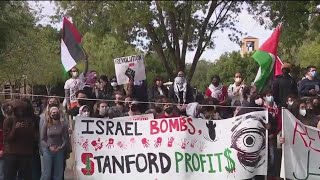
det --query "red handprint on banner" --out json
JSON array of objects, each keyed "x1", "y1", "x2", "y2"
[
  {"x1": 180, "y1": 138, "x2": 189, "y2": 149},
  {"x1": 91, "y1": 138, "x2": 103, "y2": 151},
  {"x1": 130, "y1": 138, "x2": 136, "y2": 147},
  {"x1": 190, "y1": 139, "x2": 197, "y2": 148},
  {"x1": 81, "y1": 139, "x2": 89, "y2": 151},
  {"x1": 167, "y1": 137, "x2": 175, "y2": 147},
  {"x1": 154, "y1": 137, "x2": 162, "y2": 148},
  {"x1": 117, "y1": 141, "x2": 127, "y2": 150},
  {"x1": 106, "y1": 138, "x2": 114, "y2": 149},
  {"x1": 141, "y1": 138, "x2": 150, "y2": 148}
]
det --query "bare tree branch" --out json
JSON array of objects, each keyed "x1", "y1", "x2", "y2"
[
  {"x1": 188, "y1": 0, "x2": 219, "y2": 81},
  {"x1": 155, "y1": 1, "x2": 179, "y2": 68},
  {"x1": 167, "y1": 9, "x2": 181, "y2": 67},
  {"x1": 146, "y1": 23, "x2": 174, "y2": 78},
  {"x1": 181, "y1": 1, "x2": 192, "y2": 66}
]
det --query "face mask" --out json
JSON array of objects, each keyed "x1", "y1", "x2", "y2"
[
  {"x1": 288, "y1": 101, "x2": 293, "y2": 106},
  {"x1": 299, "y1": 109, "x2": 307, "y2": 117},
  {"x1": 164, "y1": 107, "x2": 173, "y2": 114},
  {"x1": 266, "y1": 96, "x2": 274, "y2": 103},
  {"x1": 99, "y1": 108, "x2": 108, "y2": 116},
  {"x1": 311, "y1": 71, "x2": 317, "y2": 78},
  {"x1": 212, "y1": 81, "x2": 219, "y2": 86},
  {"x1": 255, "y1": 98, "x2": 263, "y2": 106},
  {"x1": 51, "y1": 114, "x2": 60, "y2": 120},
  {"x1": 83, "y1": 112, "x2": 90, "y2": 117},
  {"x1": 72, "y1": 72, "x2": 79, "y2": 78},
  {"x1": 111, "y1": 82, "x2": 118, "y2": 87},
  {"x1": 14, "y1": 111, "x2": 24, "y2": 118},
  {"x1": 235, "y1": 78, "x2": 242, "y2": 83}
]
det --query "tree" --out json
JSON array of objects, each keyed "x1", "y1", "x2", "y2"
[
  {"x1": 55, "y1": 1, "x2": 246, "y2": 81},
  {"x1": 248, "y1": 1, "x2": 320, "y2": 63},
  {"x1": 0, "y1": 2, "x2": 35, "y2": 59}
]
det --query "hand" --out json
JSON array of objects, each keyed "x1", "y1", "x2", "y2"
[
  {"x1": 279, "y1": 137, "x2": 285, "y2": 144},
  {"x1": 49, "y1": 146, "x2": 57, "y2": 152},
  {"x1": 310, "y1": 89, "x2": 316, "y2": 94},
  {"x1": 15, "y1": 122, "x2": 22, "y2": 129},
  {"x1": 0, "y1": 150, "x2": 4, "y2": 158},
  {"x1": 68, "y1": 128, "x2": 73, "y2": 134},
  {"x1": 266, "y1": 123, "x2": 271, "y2": 130}
]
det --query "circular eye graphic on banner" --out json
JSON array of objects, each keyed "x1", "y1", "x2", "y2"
[{"x1": 230, "y1": 114, "x2": 266, "y2": 173}]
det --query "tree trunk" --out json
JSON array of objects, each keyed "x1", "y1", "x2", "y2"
[{"x1": 46, "y1": 85, "x2": 52, "y2": 96}]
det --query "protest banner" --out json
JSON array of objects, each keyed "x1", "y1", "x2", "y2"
[
  {"x1": 74, "y1": 111, "x2": 268, "y2": 180},
  {"x1": 281, "y1": 109, "x2": 320, "y2": 180},
  {"x1": 114, "y1": 54, "x2": 146, "y2": 85}
]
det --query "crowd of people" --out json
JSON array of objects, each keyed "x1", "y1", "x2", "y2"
[{"x1": 0, "y1": 62, "x2": 319, "y2": 180}]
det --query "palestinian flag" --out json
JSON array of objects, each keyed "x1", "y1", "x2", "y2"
[
  {"x1": 253, "y1": 25, "x2": 281, "y2": 92},
  {"x1": 61, "y1": 17, "x2": 85, "y2": 75}
]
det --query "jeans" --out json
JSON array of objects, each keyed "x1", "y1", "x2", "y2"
[
  {"x1": 40, "y1": 149, "x2": 64, "y2": 180},
  {"x1": 4, "y1": 154, "x2": 32, "y2": 180}
]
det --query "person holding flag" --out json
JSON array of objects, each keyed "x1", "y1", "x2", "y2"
[{"x1": 61, "y1": 17, "x2": 89, "y2": 110}]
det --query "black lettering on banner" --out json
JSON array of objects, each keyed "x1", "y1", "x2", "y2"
[
  {"x1": 125, "y1": 122, "x2": 134, "y2": 136},
  {"x1": 148, "y1": 153, "x2": 159, "y2": 173},
  {"x1": 103, "y1": 156, "x2": 112, "y2": 173},
  {"x1": 125, "y1": 155, "x2": 135, "y2": 173},
  {"x1": 112, "y1": 156, "x2": 125, "y2": 173},
  {"x1": 115, "y1": 122, "x2": 125, "y2": 135},
  {"x1": 136, "y1": 154, "x2": 148, "y2": 172},
  {"x1": 106, "y1": 121, "x2": 114, "y2": 135},
  {"x1": 96, "y1": 120, "x2": 104, "y2": 135},
  {"x1": 81, "y1": 120, "x2": 94, "y2": 134},
  {"x1": 94, "y1": 156, "x2": 104, "y2": 173},
  {"x1": 135, "y1": 122, "x2": 142, "y2": 136},
  {"x1": 159, "y1": 153, "x2": 171, "y2": 173}
]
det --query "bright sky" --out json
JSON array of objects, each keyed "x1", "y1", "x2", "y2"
[{"x1": 28, "y1": 1, "x2": 272, "y2": 63}]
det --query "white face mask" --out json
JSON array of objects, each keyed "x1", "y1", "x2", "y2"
[
  {"x1": 299, "y1": 109, "x2": 307, "y2": 116},
  {"x1": 288, "y1": 101, "x2": 293, "y2": 106},
  {"x1": 111, "y1": 82, "x2": 118, "y2": 87},
  {"x1": 255, "y1": 98, "x2": 263, "y2": 106},
  {"x1": 72, "y1": 72, "x2": 79, "y2": 77},
  {"x1": 82, "y1": 112, "x2": 90, "y2": 117},
  {"x1": 235, "y1": 77, "x2": 242, "y2": 83},
  {"x1": 266, "y1": 96, "x2": 274, "y2": 103}
]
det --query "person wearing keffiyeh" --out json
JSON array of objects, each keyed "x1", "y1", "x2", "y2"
[
  {"x1": 205, "y1": 75, "x2": 228, "y2": 105},
  {"x1": 169, "y1": 71, "x2": 194, "y2": 105}
]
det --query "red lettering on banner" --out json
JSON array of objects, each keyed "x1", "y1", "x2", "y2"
[
  {"x1": 150, "y1": 118, "x2": 196, "y2": 135},
  {"x1": 150, "y1": 120, "x2": 159, "y2": 134},
  {"x1": 306, "y1": 126, "x2": 320, "y2": 152},
  {"x1": 292, "y1": 122, "x2": 308, "y2": 147},
  {"x1": 81, "y1": 153, "x2": 94, "y2": 175}
]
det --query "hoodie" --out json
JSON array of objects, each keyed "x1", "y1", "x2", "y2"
[{"x1": 3, "y1": 100, "x2": 35, "y2": 155}]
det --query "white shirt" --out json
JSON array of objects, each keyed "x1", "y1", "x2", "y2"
[
  {"x1": 64, "y1": 73, "x2": 85, "y2": 103},
  {"x1": 158, "y1": 87, "x2": 164, "y2": 96},
  {"x1": 227, "y1": 83, "x2": 245, "y2": 105}
]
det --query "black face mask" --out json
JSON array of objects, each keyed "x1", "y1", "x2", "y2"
[
  {"x1": 14, "y1": 111, "x2": 24, "y2": 118},
  {"x1": 164, "y1": 107, "x2": 173, "y2": 114},
  {"x1": 51, "y1": 114, "x2": 60, "y2": 120},
  {"x1": 307, "y1": 109, "x2": 313, "y2": 116}
]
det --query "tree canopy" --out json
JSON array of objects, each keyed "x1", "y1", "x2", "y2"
[{"x1": 55, "y1": 1, "x2": 246, "y2": 80}]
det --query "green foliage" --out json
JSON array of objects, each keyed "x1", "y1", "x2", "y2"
[{"x1": 297, "y1": 35, "x2": 320, "y2": 69}]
